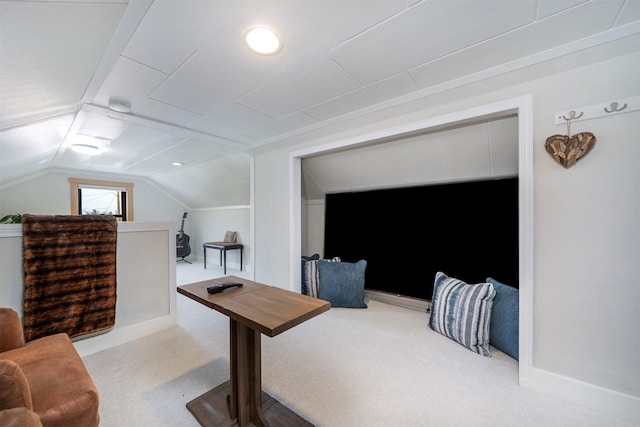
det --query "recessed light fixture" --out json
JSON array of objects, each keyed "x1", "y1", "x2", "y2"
[
  {"x1": 172, "y1": 162, "x2": 184, "y2": 166},
  {"x1": 71, "y1": 144, "x2": 101, "y2": 155},
  {"x1": 108, "y1": 98, "x2": 132, "y2": 113},
  {"x1": 245, "y1": 26, "x2": 282, "y2": 55},
  {"x1": 70, "y1": 134, "x2": 105, "y2": 155}
]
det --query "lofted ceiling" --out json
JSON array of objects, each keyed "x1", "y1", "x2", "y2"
[{"x1": 1, "y1": 0, "x2": 639, "y2": 208}]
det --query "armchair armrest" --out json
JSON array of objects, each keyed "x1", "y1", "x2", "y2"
[
  {"x1": 0, "y1": 407, "x2": 43, "y2": 427},
  {"x1": 0, "y1": 308, "x2": 25, "y2": 352}
]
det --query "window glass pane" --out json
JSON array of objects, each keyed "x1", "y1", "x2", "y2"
[{"x1": 80, "y1": 188, "x2": 123, "y2": 216}]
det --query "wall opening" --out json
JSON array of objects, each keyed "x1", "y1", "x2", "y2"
[{"x1": 289, "y1": 95, "x2": 534, "y2": 383}]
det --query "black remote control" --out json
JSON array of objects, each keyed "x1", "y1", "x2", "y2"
[{"x1": 207, "y1": 282, "x2": 243, "y2": 294}]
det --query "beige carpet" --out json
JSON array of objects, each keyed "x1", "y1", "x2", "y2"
[{"x1": 82, "y1": 261, "x2": 635, "y2": 427}]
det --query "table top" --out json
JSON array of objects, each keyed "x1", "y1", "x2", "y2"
[{"x1": 177, "y1": 276, "x2": 330, "y2": 337}]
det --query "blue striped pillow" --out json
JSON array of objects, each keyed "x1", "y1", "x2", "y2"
[{"x1": 429, "y1": 272, "x2": 496, "y2": 357}]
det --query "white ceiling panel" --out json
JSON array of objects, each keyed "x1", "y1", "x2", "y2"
[
  {"x1": 126, "y1": 138, "x2": 233, "y2": 175},
  {"x1": 150, "y1": 49, "x2": 266, "y2": 115},
  {"x1": 409, "y1": 0, "x2": 623, "y2": 88},
  {"x1": 132, "y1": 98, "x2": 203, "y2": 127},
  {"x1": 121, "y1": 0, "x2": 215, "y2": 74},
  {"x1": 93, "y1": 57, "x2": 168, "y2": 108},
  {"x1": 242, "y1": 112, "x2": 317, "y2": 142},
  {"x1": 0, "y1": 1, "x2": 126, "y2": 128},
  {"x1": 304, "y1": 73, "x2": 419, "y2": 121},
  {"x1": 328, "y1": 0, "x2": 537, "y2": 86},
  {"x1": 190, "y1": 104, "x2": 272, "y2": 141},
  {"x1": 237, "y1": 60, "x2": 359, "y2": 118}
]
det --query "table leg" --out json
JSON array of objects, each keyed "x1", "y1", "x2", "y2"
[
  {"x1": 203, "y1": 246, "x2": 207, "y2": 269},
  {"x1": 240, "y1": 248, "x2": 243, "y2": 271},
  {"x1": 223, "y1": 250, "x2": 227, "y2": 275},
  {"x1": 229, "y1": 319, "x2": 268, "y2": 427}
]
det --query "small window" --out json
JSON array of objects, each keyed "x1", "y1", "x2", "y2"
[{"x1": 69, "y1": 178, "x2": 133, "y2": 221}]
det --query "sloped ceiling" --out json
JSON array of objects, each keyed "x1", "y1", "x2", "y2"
[{"x1": 1, "y1": 0, "x2": 639, "y2": 208}]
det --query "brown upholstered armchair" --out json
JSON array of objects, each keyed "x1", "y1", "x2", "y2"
[{"x1": 0, "y1": 308, "x2": 99, "y2": 427}]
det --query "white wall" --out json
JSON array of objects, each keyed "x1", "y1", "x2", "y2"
[
  {"x1": 189, "y1": 207, "x2": 251, "y2": 270},
  {"x1": 0, "y1": 222, "x2": 177, "y2": 357},
  {"x1": 0, "y1": 170, "x2": 187, "y2": 230},
  {"x1": 302, "y1": 199, "x2": 325, "y2": 257},
  {"x1": 252, "y1": 52, "x2": 640, "y2": 423}
]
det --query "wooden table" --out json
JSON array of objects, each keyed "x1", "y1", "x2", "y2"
[
  {"x1": 203, "y1": 242, "x2": 243, "y2": 274},
  {"x1": 177, "y1": 276, "x2": 330, "y2": 427}
]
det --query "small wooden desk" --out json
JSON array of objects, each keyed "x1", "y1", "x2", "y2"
[
  {"x1": 203, "y1": 242, "x2": 243, "y2": 274},
  {"x1": 177, "y1": 276, "x2": 330, "y2": 427}
]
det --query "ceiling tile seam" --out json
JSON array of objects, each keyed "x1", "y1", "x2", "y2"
[
  {"x1": 414, "y1": 0, "x2": 629, "y2": 74},
  {"x1": 234, "y1": 89, "x2": 281, "y2": 121},
  {"x1": 120, "y1": 54, "x2": 170, "y2": 76},
  {"x1": 146, "y1": 95, "x2": 204, "y2": 117},
  {"x1": 191, "y1": 101, "x2": 274, "y2": 128},
  {"x1": 327, "y1": 57, "x2": 366, "y2": 87},
  {"x1": 111, "y1": 56, "x2": 178, "y2": 115},
  {"x1": 237, "y1": 110, "x2": 319, "y2": 140},
  {"x1": 148, "y1": 48, "x2": 200, "y2": 102},
  {"x1": 122, "y1": 137, "x2": 192, "y2": 170},
  {"x1": 534, "y1": 0, "x2": 542, "y2": 20},
  {"x1": 614, "y1": 0, "x2": 633, "y2": 26},
  {"x1": 80, "y1": 0, "x2": 153, "y2": 104},
  {"x1": 325, "y1": 3, "x2": 412, "y2": 57},
  {"x1": 249, "y1": 22, "x2": 639, "y2": 150},
  {"x1": 300, "y1": 71, "x2": 418, "y2": 121},
  {"x1": 403, "y1": 11, "x2": 582, "y2": 76}
]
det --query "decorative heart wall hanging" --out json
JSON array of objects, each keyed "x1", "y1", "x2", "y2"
[
  {"x1": 545, "y1": 113, "x2": 596, "y2": 169},
  {"x1": 545, "y1": 132, "x2": 596, "y2": 169}
]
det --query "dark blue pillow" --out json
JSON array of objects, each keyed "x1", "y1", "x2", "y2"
[
  {"x1": 301, "y1": 254, "x2": 320, "y2": 295},
  {"x1": 318, "y1": 260, "x2": 367, "y2": 308},
  {"x1": 486, "y1": 277, "x2": 519, "y2": 360}
]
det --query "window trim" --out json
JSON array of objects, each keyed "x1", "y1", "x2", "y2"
[{"x1": 69, "y1": 178, "x2": 134, "y2": 221}]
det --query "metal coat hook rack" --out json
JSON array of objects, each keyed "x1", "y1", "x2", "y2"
[
  {"x1": 554, "y1": 95, "x2": 639, "y2": 125},
  {"x1": 604, "y1": 102, "x2": 627, "y2": 113}
]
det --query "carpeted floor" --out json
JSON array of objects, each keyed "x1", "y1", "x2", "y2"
[{"x1": 82, "y1": 261, "x2": 636, "y2": 427}]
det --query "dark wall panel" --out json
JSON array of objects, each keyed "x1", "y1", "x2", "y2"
[{"x1": 323, "y1": 178, "x2": 519, "y2": 300}]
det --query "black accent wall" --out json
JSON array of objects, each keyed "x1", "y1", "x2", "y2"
[{"x1": 323, "y1": 177, "x2": 519, "y2": 300}]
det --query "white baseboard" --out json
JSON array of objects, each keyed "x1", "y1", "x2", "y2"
[
  {"x1": 73, "y1": 314, "x2": 176, "y2": 358},
  {"x1": 366, "y1": 289, "x2": 430, "y2": 312},
  {"x1": 521, "y1": 367, "x2": 640, "y2": 425}
]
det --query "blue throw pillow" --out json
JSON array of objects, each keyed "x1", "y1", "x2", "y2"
[
  {"x1": 429, "y1": 272, "x2": 495, "y2": 357},
  {"x1": 317, "y1": 260, "x2": 367, "y2": 308},
  {"x1": 301, "y1": 254, "x2": 320, "y2": 295},
  {"x1": 486, "y1": 277, "x2": 519, "y2": 360}
]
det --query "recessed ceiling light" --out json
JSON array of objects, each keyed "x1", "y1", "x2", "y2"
[
  {"x1": 70, "y1": 134, "x2": 106, "y2": 155},
  {"x1": 108, "y1": 98, "x2": 132, "y2": 113},
  {"x1": 71, "y1": 144, "x2": 101, "y2": 155},
  {"x1": 245, "y1": 26, "x2": 282, "y2": 55},
  {"x1": 172, "y1": 162, "x2": 184, "y2": 166}
]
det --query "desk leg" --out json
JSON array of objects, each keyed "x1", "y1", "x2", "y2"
[
  {"x1": 223, "y1": 250, "x2": 227, "y2": 275},
  {"x1": 203, "y1": 246, "x2": 207, "y2": 269},
  {"x1": 240, "y1": 248, "x2": 243, "y2": 271},
  {"x1": 230, "y1": 319, "x2": 268, "y2": 427}
]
